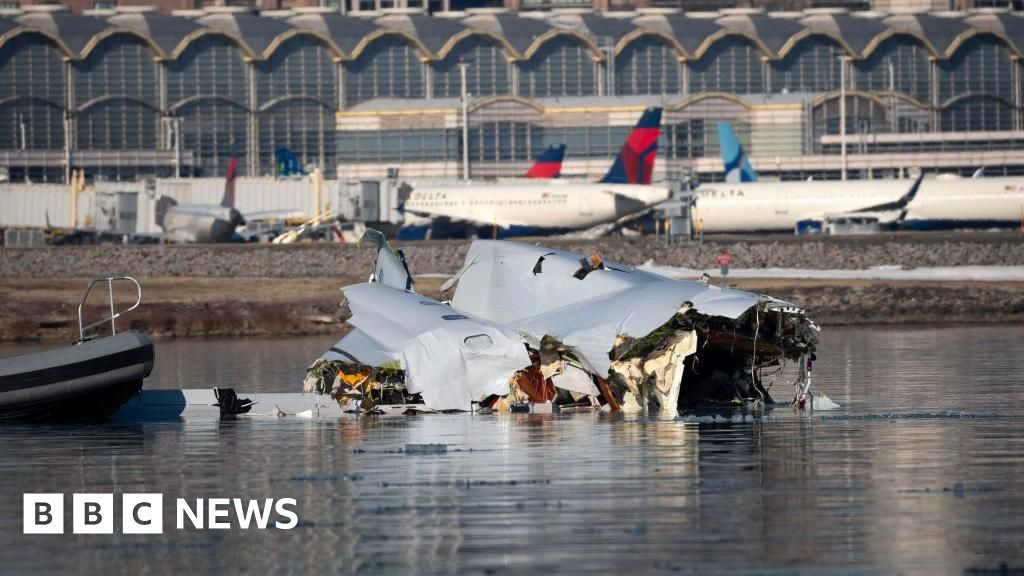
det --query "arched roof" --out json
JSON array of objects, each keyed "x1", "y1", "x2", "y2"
[
  {"x1": 880, "y1": 13, "x2": 971, "y2": 56},
  {"x1": 718, "y1": 13, "x2": 807, "y2": 55},
  {"x1": 196, "y1": 11, "x2": 294, "y2": 56},
  {"x1": 375, "y1": 13, "x2": 467, "y2": 55},
  {"x1": 811, "y1": 89, "x2": 930, "y2": 110},
  {"x1": 463, "y1": 12, "x2": 552, "y2": 55},
  {"x1": 630, "y1": 14, "x2": 719, "y2": 57},
  {"x1": 799, "y1": 12, "x2": 887, "y2": 56},
  {"x1": 1, "y1": 9, "x2": 1024, "y2": 63},
  {"x1": 286, "y1": 13, "x2": 380, "y2": 56},
  {"x1": 106, "y1": 12, "x2": 202, "y2": 57}
]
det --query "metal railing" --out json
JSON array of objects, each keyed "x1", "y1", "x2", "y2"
[{"x1": 78, "y1": 276, "x2": 143, "y2": 341}]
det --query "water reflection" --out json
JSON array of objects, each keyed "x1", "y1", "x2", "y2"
[{"x1": 0, "y1": 326, "x2": 1022, "y2": 573}]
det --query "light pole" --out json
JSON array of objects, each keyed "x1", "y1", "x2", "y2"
[
  {"x1": 459, "y1": 62, "x2": 470, "y2": 182},
  {"x1": 839, "y1": 56, "x2": 851, "y2": 181}
]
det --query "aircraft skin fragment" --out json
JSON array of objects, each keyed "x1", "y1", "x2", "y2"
[{"x1": 314, "y1": 230, "x2": 819, "y2": 413}]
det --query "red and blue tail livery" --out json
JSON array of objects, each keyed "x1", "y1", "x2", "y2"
[
  {"x1": 524, "y1": 144, "x2": 566, "y2": 179},
  {"x1": 598, "y1": 107, "x2": 662, "y2": 185}
]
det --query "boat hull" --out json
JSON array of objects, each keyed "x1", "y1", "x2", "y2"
[{"x1": 0, "y1": 331, "x2": 154, "y2": 421}]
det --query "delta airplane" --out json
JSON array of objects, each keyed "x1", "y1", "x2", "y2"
[
  {"x1": 692, "y1": 123, "x2": 1024, "y2": 233},
  {"x1": 400, "y1": 108, "x2": 669, "y2": 239}
]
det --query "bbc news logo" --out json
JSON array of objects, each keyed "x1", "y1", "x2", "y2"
[{"x1": 23, "y1": 494, "x2": 298, "y2": 534}]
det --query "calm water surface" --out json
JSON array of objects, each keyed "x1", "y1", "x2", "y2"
[{"x1": 1, "y1": 326, "x2": 1023, "y2": 575}]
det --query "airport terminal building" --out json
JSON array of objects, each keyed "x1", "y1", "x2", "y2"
[{"x1": 3, "y1": 4, "x2": 1024, "y2": 184}]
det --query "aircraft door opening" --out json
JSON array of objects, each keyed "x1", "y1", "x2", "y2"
[
  {"x1": 775, "y1": 188, "x2": 789, "y2": 214},
  {"x1": 578, "y1": 191, "x2": 593, "y2": 216}
]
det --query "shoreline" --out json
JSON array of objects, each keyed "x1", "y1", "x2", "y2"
[{"x1": 1, "y1": 275, "x2": 1021, "y2": 342}]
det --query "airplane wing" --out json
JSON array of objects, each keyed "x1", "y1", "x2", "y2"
[
  {"x1": 243, "y1": 209, "x2": 305, "y2": 221},
  {"x1": 401, "y1": 210, "x2": 532, "y2": 230},
  {"x1": 817, "y1": 172, "x2": 925, "y2": 225}
]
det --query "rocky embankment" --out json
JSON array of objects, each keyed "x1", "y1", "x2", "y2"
[
  {"x1": 2, "y1": 233, "x2": 1023, "y2": 279},
  {"x1": 1, "y1": 233, "x2": 1022, "y2": 341}
]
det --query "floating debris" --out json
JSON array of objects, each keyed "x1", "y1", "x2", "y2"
[
  {"x1": 309, "y1": 230, "x2": 823, "y2": 416},
  {"x1": 403, "y1": 444, "x2": 448, "y2": 456}
]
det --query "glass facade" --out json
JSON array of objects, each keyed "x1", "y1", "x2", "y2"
[
  {"x1": 255, "y1": 36, "x2": 336, "y2": 177},
  {"x1": 338, "y1": 128, "x2": 457, "y2": 163},
  {"x1": 343, "y1": 35, "x2": 425, "y2": 106},
  {"x1": 166, "y1": 34, "x2": 250, "y2": 176},
  {"x1": 519, "y1": 36, "x2": 598, "y2": 98},
  {"x1": 854, "y1": 35, "x2": 932, "y2": 101},
  {"x1": 937, "y1": 35, "x2": 1014, "y2": 104},
  {"x1": 73, "y1": 34, "x2": 160, "y2": 154},
  {"x1": 432, "y1": 36, "x2": 511, "y2": 99},
  {"x1": 615, "y1": 36, "x2": 681, "y2": 96},
  {"x1": 770, "y1": 35, "x2": 844, "y2": 94},
  {"x1": 687, "y1": 36, "x2": 766, "y2": 95}
]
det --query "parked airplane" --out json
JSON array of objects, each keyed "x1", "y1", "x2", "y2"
[
  {"x1": 693, "y1": 124, "x2": 1024, "y2": 233},
  {"x1": 156, "y1": 158, "x2": 245, "y2": 243},
  {"x1": 400, "y1": 108, "x2": 669, "y2": 239}
]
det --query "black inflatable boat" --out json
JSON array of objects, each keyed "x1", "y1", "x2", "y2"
[{"x1": 0, "y1": 277, "x2": 154, "y2": 421}]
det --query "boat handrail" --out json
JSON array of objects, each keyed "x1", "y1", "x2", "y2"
[{"x1": 78, "y1": 276, "x2": 143, "y2": 341}]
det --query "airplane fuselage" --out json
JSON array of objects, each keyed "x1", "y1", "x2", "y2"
[
  {"x1": 403, "y1": 180, "x2": 671, "y2": 234},
  {"x1": 162, "y1": 204, "x2": 241, "y2": 243},
  {"x1": 693, "y1": 177, "x2": 1024, "y2": 233}
]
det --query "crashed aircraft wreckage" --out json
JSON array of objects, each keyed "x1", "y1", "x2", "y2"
[{"x1": 306, "y1": 230, "x2": 820, "y2": 416}]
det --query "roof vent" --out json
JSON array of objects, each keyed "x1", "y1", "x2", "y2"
[
  {"x1": 434, "y1": 10, "x2": 468, "y2": 18},
  {"x1": 261, "y1": 9, "x2": 294, "y2": 18},
  {"x1": 291, "y1": 6, "x2": 338, "y2": 14},
  {"x1": 379, "y1": 6, "x2": 425, "y2": 14},
  {"x1": 803, "y1": 7, "x2": 848, "y2": 15},
  {"x1": 720, "y1": 7, "x2": 765, "y2": 16},
  {"x1": 851, "y1": 10, "x2": 886, "y2": 19},
  {"x1": 171, "y1": 9, "x2": 206, "y2": 18},
  {"x1": 463, "y1": 7, "x2": 508, "y2": 14},
  {"x1": 115, "y1": 5, "x2": 159, "y2": 13},
  {"x1": 885, "y1": 6, "x2": 929, "y2": 14},
  {"x1": 22, "y1": 4, "x2": 70, "y2": 12},
  {"x1": 635, "y1": 7, "x2": 679, "y2": 14},
  {"x1": 203, "y1": 6, "x2": 253, "y2": 14}
]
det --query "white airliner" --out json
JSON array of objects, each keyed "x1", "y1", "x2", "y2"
[
  {"x1": 693, "y1": 123, "x2": 1024, "y2": 233},
  {"x1": 400, "y1": 108, "x2": 670, "y2": 239}
]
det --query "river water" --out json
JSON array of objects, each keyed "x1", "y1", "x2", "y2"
[{"x1": 1, "y1": 325, "x2": 1023, "y2": 575}]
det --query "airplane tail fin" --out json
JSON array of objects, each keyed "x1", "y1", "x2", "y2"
[
  {"x1": 525, "y1": 144, "x2": 565, "y2": 179},
  {"x1": 717, "y1": 121, "x2": 757, "y2": 183},
  {"x1": 598, "y1": 107, "x2": 662, "y2": 185},
  {"x1": 221, "y1": 157, "x2": 238, "y2": 208},
  {"x1": 276, "y1": 147, "x2": 305, "y2": 177}
]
